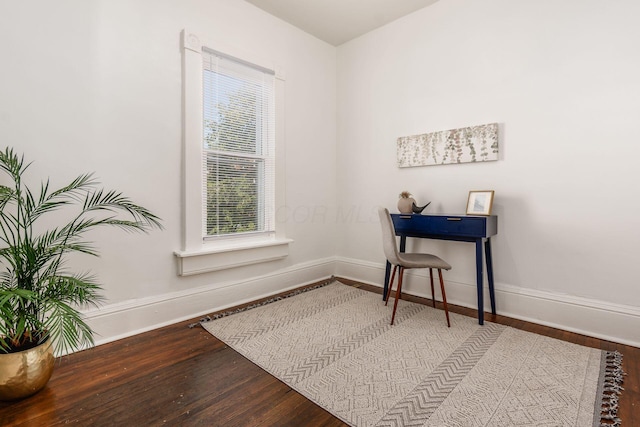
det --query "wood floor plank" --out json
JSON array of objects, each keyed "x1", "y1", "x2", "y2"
[
  {"x1": 1, "y1": 277, "x2": 637, "y2": 426},
  {"x1": 617, "y1": 343, "x2": 640, "y2": 427}
]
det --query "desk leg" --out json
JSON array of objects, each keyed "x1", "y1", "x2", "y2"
[
  {"x1": 485, "y1": 238, "x2": 496, "y2": 315},
  {"x1": 383, "y1": 261, "x2": 391, "y2": 300},
  {"x1": 475, "y1": 239, "x2": 484, "y2": 325}
]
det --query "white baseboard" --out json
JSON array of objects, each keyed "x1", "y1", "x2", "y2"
[
  {"x1": 82, "y1": 255, "x2": 640, "y2": 353},
  {"x1": 335, "y1": 256, "x2": 640, "y2": 348},
  {"x1": 84, "y1": 257, "x2": 337, "y2": 348}
]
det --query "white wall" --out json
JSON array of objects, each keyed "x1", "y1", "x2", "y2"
[
  {"x1": 0, "y1": 0, "x2": 337, "y2": 346},
  {"x1": 336, "y1": 0, "x2": 640, "y2": 345},
  {"x1": 2, "y1": 0, "x2": 638, "y2": 349}
]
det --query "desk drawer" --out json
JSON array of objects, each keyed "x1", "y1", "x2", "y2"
[{"x1": 427, "y1": 216, "x2": 486, "y2": 236}]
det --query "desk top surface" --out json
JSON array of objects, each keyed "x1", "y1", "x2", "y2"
[{"x1": 394, "y1": 213, "x2": 496, "y2": 218}]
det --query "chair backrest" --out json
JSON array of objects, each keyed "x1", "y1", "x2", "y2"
[{"x1": 378, "y1": 207, "x2": 402, "y2": 266}]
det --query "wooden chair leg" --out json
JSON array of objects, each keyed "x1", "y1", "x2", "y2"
[
  {"x1": 438, "y1": 269, "x2": 450, "y2": 327},
  {"x1": 429, "y1": 268, "x2": 435, "y2": 308},
  {"x1": 390, "y1": 267, "x2": 405, "y2": 325},
  {"x1": 385, "y1": 265, "x2": 398, "y2": 306}
]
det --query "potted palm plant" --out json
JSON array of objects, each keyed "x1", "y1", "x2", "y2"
[{"x1": 0, "y1": 147, "x2": 162, "y2": 400}]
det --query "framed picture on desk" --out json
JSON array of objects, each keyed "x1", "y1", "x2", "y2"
[{"x1": 466, "y1": 190, "x2": 495, "y2": 215}]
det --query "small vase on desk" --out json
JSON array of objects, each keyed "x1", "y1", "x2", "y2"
[{"x1": 397, "y1": 191, "x2": 415, "y2": 214}]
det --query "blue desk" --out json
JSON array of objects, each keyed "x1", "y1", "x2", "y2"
[{"x1": 384, "y1": 213, "x2": 498, "y2": 325}]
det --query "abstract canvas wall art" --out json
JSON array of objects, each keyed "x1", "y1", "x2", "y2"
[{"x1": 397, "y1": 123, "x2": 499, "y2": 167}]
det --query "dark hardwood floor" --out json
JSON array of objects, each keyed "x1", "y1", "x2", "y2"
[{"x1": 1, "y1": 277, "x2": 638, "y2": 426}]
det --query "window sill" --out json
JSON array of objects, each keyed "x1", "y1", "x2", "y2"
[{"x1": 174, "y1": 237, "x2": 293, "y2": 276}]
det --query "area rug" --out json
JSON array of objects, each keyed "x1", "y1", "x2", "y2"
[{"x1": 199, "y1": 280, "x2": 624, "y2": 427}]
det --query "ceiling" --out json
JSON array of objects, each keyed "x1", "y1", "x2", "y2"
[{"x1": 245, "y1": 0, "x2": 440, "y2": 46}]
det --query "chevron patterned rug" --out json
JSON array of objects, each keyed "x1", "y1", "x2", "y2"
[{"x1": 200, "y1": 280, "x2": 623, "y2": 427}]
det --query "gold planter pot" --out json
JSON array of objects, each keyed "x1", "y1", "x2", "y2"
[{"x1": 0, "y1": 338, "x2": 55, "y2": 401}]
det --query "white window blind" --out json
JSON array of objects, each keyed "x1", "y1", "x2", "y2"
[{"x1": 202, "y1": 48, "x2": 276, "y2": 239}]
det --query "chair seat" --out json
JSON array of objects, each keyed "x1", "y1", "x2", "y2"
[{"x1": 397, "y1": 253, "x2": 451, "y2": 270}]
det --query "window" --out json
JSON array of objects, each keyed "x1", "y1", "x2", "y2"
[
  {"x1": 202, "y1": 49, "x2": 275, "y2": 239},
  {"x1": 176, "y1": 30, "x2": 291, "y2": 276}
]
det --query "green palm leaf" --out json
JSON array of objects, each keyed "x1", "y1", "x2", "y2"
[{"x1": 0, "y1": 147, "x2": 162, "y2": 354}]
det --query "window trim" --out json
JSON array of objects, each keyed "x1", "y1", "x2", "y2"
[{"x1": 175, "y1": 29, "x2": 291, "y2": 276}]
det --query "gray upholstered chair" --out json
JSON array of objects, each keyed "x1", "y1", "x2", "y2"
[{"x1": 378, "y1": 207, "x2": 452, "y2": 327}]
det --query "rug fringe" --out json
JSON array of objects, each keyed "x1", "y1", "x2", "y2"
[
  {"x1": 599, "y1": 351, "x2": 624, "y2": 427},
  {"x1": 188, "y1": 276, "x2": 337, "y2": 329}
]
